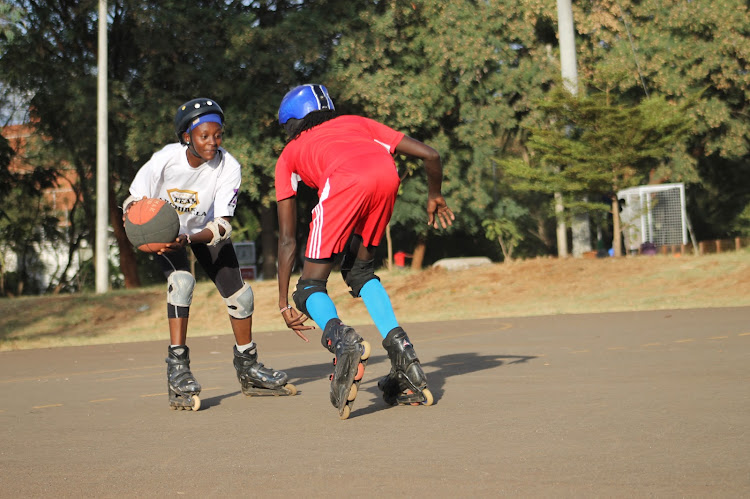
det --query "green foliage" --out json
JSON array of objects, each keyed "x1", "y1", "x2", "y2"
[
  {"x1": 482, "y1": 199, "x2": 526, "y2": 261},
  {"x1": 0, "y1": 0, "x2": 748, "y2": 286},
  {"x1": 514, "y1": 88, "x2": 694, "y2": 201},
  {"x1": 326, "y1": 0, "x2": 559, "y2": 247},
  {"x1": 730, "y1": 203, "x2": 750, "y2": 238}
]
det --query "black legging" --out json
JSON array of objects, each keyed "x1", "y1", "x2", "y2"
[{"x1": 158, "y1": 238, "x2": 244, "y2": 301}]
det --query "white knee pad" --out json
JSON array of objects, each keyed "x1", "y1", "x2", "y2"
[
  {"x1": 224, "y1": 282, "x2": 254, "y2": 319},
  {"x1": 167, "y1": 270, "x2": 195, "y2": 307}
]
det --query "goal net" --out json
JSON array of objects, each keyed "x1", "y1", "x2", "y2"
[{"x1": 617, "y1": 183, "x2": 688, "y2": 252}]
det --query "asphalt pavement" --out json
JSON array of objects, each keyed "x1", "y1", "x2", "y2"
[{"x1": 1, "y1": 307, "x2": 748, "y2": 497}]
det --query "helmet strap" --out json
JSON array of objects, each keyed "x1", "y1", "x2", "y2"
[{"x1": 185, "y1": 131, "x2": 202, "y2": 159}]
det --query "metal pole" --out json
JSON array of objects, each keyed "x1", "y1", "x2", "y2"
[
  {"x1": 95, "y1": 0, "x2": 109, "y2": 293},
  {"x1": 556, "y1": 0, "x2": 578, "y2": 96},
  {"x1": 556, "y1": 0, "x2": 592, "y2": 257}
]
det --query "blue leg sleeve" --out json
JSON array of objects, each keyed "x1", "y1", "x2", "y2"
[
  {"x1": 305, "y1": 292, "x2": 339, "y2": 330},
  {"x1": 359, "y1": 279, "x2": 399, "y2": 338}
]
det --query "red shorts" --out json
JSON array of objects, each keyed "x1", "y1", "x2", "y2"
[{"x1": 306, "y1": 157, "x2": 400, "y2": 260}]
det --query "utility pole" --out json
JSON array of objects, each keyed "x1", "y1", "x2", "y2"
[
  {"x1": 95, "y1": 0, "x2": 109, "y2": 293},
  {"x1": 556, "y1": 0, "x2": 592, "y2": 257}
]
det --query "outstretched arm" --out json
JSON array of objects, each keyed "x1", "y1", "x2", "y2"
[
  {"x1": 276, "y1": 196, "x2": 313, "y2": 341},
  {"x1": 394, "y1": 136, "x2": 455, "y2": 229}
]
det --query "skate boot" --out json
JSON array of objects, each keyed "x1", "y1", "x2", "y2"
[
  {"x1": 233, "y1": 346, "x2": 297, "y2": 396},
  {"x1": 321, "y1": 319, "x2": 371, "y2": 420},
  {"x1": 377, "y1": 327, "x2": 433, "y2": 406},
  {"x1": 166, "y1": 345, "x2": 202, "y2": 411}
]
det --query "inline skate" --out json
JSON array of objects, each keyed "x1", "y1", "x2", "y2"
[
  {"x1": 166, "y1": 345, "x2": 202, "y2": 411},
  {"x1": 322, "y1": 319, "x2": 371, "y2": 420},
  {"x1": 377, "y1": 327, "x2": 433, "y2": 406},
  {"x1": 233, "y1": 345, "x2": 297, "y2": 396}
]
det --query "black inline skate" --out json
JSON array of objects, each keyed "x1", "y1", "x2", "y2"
[
  {"x1": 321, "y1": 319, "x2": 371, "y2": 420},
  {"x1": 166, "y1": 345, "x2": 202, "y2": 411},
  {"x1": 377, "y1": 327, "x2": 433, "y2": 406},
  {"x1": 233, "y1": 346, "x2": 297, "y2": 396}
]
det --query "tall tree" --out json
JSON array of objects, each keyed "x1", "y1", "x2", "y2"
[
  {"x1": 508, "y1": 88, "x2": 694, "y2": 256},
  {"x1": 325, "y1": 0, "x2": 560, "y2": 265},
  {"x1": 0, "y1": 0, "x2": 257, "y2": 289},
  {"x1": 573, "y1": 0, "x2": 750, "y2": 237}
]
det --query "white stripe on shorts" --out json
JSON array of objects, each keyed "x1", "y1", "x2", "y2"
[{"x1": 309, "y1": 179, "x2": 331, "y2": 259}]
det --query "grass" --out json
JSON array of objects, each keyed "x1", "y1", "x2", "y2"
[{"x1": 1, "y1": 250, "x2": 748, "y2": 351}]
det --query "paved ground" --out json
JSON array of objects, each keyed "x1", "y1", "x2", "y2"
[{"x1": 1, "y1": 307, "x2": 748, "y2": 497}]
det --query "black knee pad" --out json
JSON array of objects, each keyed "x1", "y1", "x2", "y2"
[
  {"x1": 343, "y1": 258, "x2": 379, "y2": 298},
  {"x1": 292, "y1": 278, "x2": 328, "y2": 316},
  {"x1": 340, "y1": 234, "x2": 363, "y2": 282}
]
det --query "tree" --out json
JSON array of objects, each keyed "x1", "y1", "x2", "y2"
[
  {"x1": 325, "y1": 0, "x2": 561, "y2": 265},
  {"x1": 482, "y1": 199, "x2": 525, "y2": 262},
  {"x1": 510, "y1": 88, "x2": 694, "y2": 256},
  {"x1": 0, "y1": 0, "x2": 260, "y2": 289},
  {"x1": 573, "y1": 0, "x2": 750, "y2": 238}
]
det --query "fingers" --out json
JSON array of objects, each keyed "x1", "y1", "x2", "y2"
[
  {"x1": 438, "y1": 207, "x2": 455, "y2": 228},
  {"x1": 427, "y1": 206, "x2": 455, "y2": 229},
  {"x1": 281, "y1": 308, "x2": 314, "y2": 342}
]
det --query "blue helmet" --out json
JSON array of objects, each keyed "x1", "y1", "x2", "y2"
[{"x1": 278, "y1": 84, "x2": 335, "y2": 125}]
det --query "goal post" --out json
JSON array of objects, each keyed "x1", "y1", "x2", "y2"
[{"x1": 617, "y1": 183, "x2": 689, "y2": 252}]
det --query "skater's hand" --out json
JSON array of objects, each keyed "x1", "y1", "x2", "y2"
[
  {"x1": 426, "y1": 195, "x2": 455, "y2": 229},
  {"x1": 281, "y1": 306, "x2": 315, "y2": 342},
  {"x1": 156, "y1": 236, "x2": 185, "y2": 255}
]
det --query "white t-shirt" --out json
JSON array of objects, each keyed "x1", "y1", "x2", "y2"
[{"x1": 129, "y1": 143, "x2": 241, "y2": 235}]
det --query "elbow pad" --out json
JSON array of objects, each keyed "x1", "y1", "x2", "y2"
[{"x1": 206, "y1": 217, "x2": 233, "y2": 246}]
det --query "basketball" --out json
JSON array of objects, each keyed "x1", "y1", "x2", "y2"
[{"x1": 124, "y1": 198, "x2": 180, "y2": 253}]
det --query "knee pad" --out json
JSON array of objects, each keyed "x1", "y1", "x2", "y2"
[
  {"x1": 292, "y1": 279, "x2": 328, "y2": 316},
  {"x1": 167, "y1": 270, "x2": 195, "y2": 307},
  {"x1": 340, "y1": 234, "x2": 363, "y2": 282},
  {"x1": 343, "y1": 258, "x2": 379, "y2": 298},
  {"x1": 224, "y1": 282, "x2": 254, "y2": 319}
]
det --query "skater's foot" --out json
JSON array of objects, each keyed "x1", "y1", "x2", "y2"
[
  {"x1": 379, "y1": 327, "x2": 433, "y2": 407},
  {"x1": 233, "y1": 346, "x2": 296, "y2": 396},
  {"x1": 321, "y1": 319, "x2": 371, "y2": 419},
  {"x1": 166, "y1": 345, "x2": 202, "y2": 411}
]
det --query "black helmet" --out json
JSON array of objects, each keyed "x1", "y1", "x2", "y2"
[{"x1": 174, "y1": 98, "x2": 224, "y2": 144}]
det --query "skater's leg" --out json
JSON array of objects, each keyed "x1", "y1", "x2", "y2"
[
  {"x1": 304, "y1": 292, "x2": 339, "y2": 329},
  {"x1": 229, "y1": 316, "x2": 252, "y2": 346},
  {"x1": 296, "y1": 257, "x2": 370, "y2": 418},
  {"x1": 294, "y1": 260, "x2": 338, "y2": 329},
  {"x1": 359, "y1": 279, "x2": 399, "y2": 339},
  {"x1": 343, "y1": 243, "x2": 398, "y2": 338},
  {"x1": 192, "y1": 240, "x2": 293, "y2": 394},
  {"x1": 159, "y1": 250, "x2": 194, "y2": 346},
  {"x1": 169, "y1": 317, "x2": 189, "y2": 345}
]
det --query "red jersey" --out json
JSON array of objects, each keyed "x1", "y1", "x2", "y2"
[
  {"x1": 275, "y1": 115, "x2": 406, "y2": 259},
  {"x1": 275, "y1": 115, "x2": 405, "y2": 200}
]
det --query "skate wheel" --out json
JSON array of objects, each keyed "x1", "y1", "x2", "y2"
[
  {"x1": 191, "y1": 395, "x2": 201, "y2": 411},
  {"x1": 347, "y1": 383, "x2": 358, "y2": 401},
  {"x1": 354, "y1": 362, "x2": 365, "y2": 381},
  {"x1": 421, "y1": 388, "x2": 434, "y2": 406},
  {"x1": 339, "y1": 404, "x2": 351, "y2": 420},
  {"x1": 285, "y1": 383, "x2": 298, "y2": 396},
  {"x1": 360, "y1": 340, "x2": 371, "y2": 361}
]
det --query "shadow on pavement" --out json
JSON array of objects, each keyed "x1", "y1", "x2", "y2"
[
  {"x1": 276, "y1": 350, "x2": 537, "y2": 418},
  {"x1": 201, "y1": 390, "x2": 242, "y2": 409}
]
